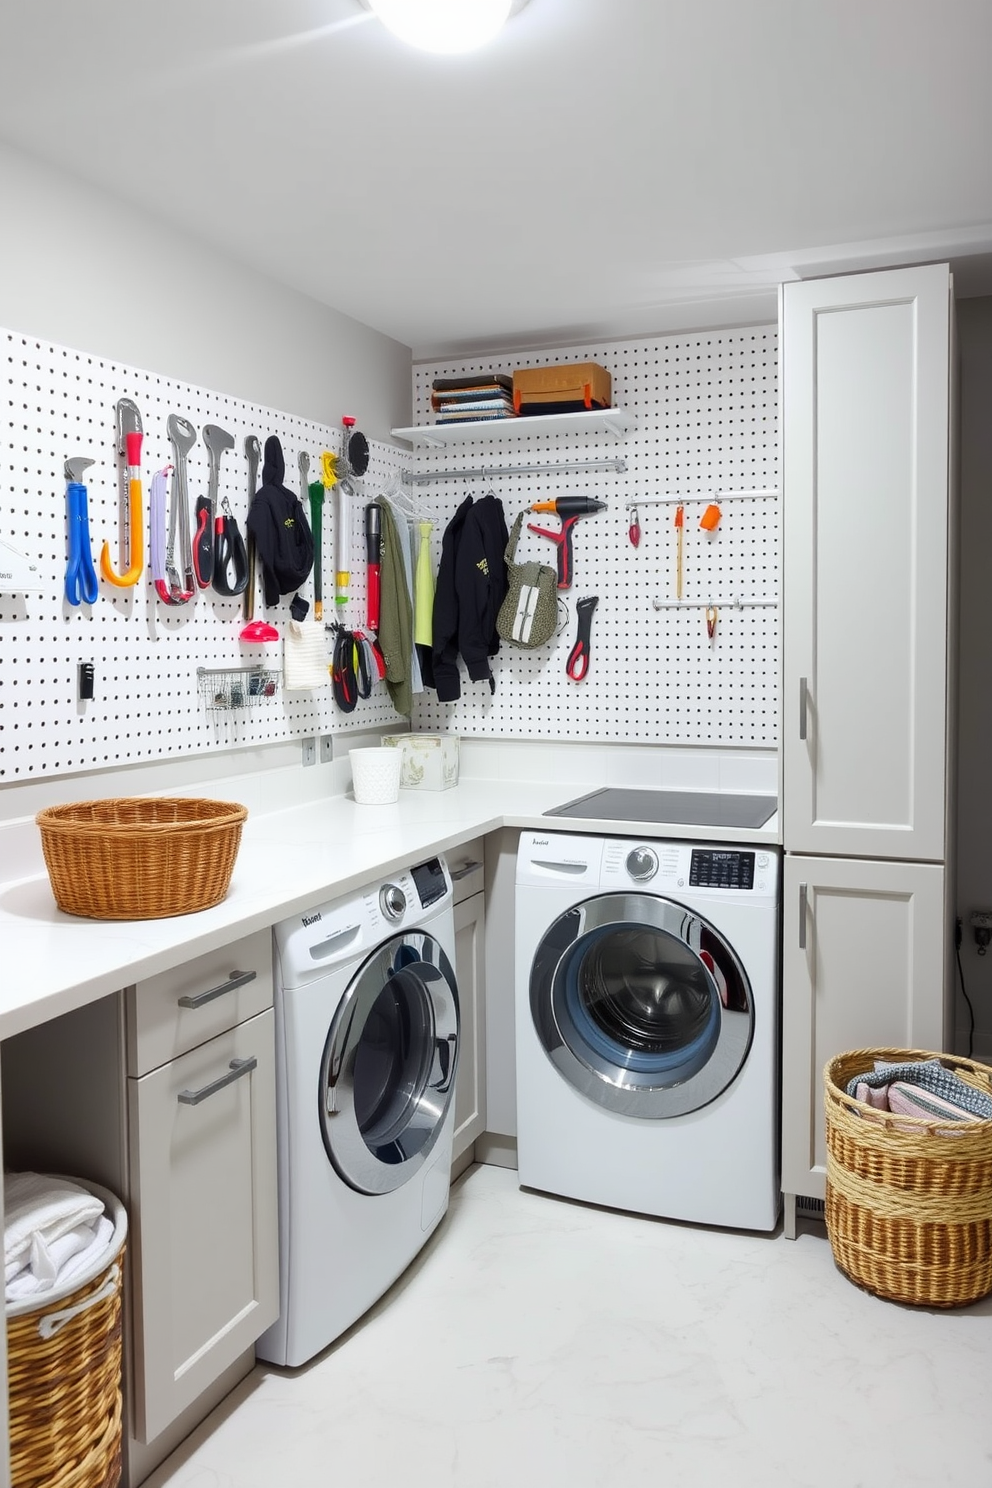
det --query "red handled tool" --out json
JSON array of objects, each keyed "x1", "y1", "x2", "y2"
[
  {"x1": 196, "y1": 423, "x2": 235, "y2": 591},
  {"x1": 527, "y1": 496, "x2": 606, "y2": 589},
  {"x1": 566, "y1": 595, "x2": 598, "y2": 681},
  {"x1": 100, "y1": 398, "x2": 144, "y2": 587},
  {"x1": 213, "y1": 497, "x2": 249, "y2": 596},
  {"x1": 365, "y1": 504, "x2": 382, "y2": 630},
  {"x1": 628, "y1": 504, "x2": 641, "y2": 547}
]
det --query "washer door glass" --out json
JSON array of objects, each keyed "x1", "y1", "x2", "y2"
[
  {"x1": 531, "y1": 893, "x2": 753, "y2": 1117},
  {"x1": 320, "y1": 930, "x2": 460, "y2": 1194}
]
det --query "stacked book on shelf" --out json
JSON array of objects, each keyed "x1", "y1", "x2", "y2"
[{"x1": 431, "y1": 373, "x2": 518, "y2": 425}]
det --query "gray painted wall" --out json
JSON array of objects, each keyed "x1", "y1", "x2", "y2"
[{"x1": 0, "y1": 142, "x2": 411, "y2": 442}]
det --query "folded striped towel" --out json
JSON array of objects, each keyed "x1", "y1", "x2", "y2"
[
  {"x1": 4, "y1": 1172, "x2": 105, "y2": 1279},
  {"x1": 847, "y1": 1059, "x2": 992, "y2": 1121}
]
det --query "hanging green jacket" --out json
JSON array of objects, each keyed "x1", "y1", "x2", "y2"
[{"x1": 376, "y1": 499, "x2": 413, "y2": 718}]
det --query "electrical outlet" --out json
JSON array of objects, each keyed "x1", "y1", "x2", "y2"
[
  {"x1": 319, "y1": 735, "x2": 334, "y2": 764},
  {"x1": 970, "y1": 912, "x2": 992, "y2": 929},
  {"x1": 302, "y1": 737, "x2": 317, "y2": 768}
]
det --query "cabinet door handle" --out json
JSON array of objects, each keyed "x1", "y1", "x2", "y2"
[
  {"x1": 177, "y1": 968, "x2": 256, "y2": 1009},
  {"x1": 798, "y1": 677, "x2": 809, "y2": 740},
  {"x1": 450, "y1": 860, "x2": 483, "y2": 881},
  {"x1": 798, "y1": 882, "x2": 808, "y2": 950},
  {"x1": 178, "y1": 1056, "x2": 257, "y2": 1106}
]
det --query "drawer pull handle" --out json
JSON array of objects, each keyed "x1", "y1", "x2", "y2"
[
  {"x1": 450, "y1": 860, "x2": 483, "y2": 881},
  {"x1": 799, "y1": 882, "x2": 809, "y2": 950},
  {"x1": 799, "y1": 676, "x2": 809, "y2": 741},
  {"x1": 177, "y1": 969, "x2": 257, "y2": 1009},
  {"x1": 178, "y1": 1056, "x2": 257, "y2": 1107}
]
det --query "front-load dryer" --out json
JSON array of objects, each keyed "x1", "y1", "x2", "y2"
[
  {"x1": 257, "y1": 854, "x2": 460, "y2": 1367},
  {"x1": 515, "y1": 831, "x2": 780, "y2": 1231}
]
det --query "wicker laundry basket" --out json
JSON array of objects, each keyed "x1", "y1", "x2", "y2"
[
  {"x1": 6, "y1": 1180, "x2": 127, "y2": 1488},
  {"x1": 36, "y1": 796, "x2": 248, "y2": 919},
  {"x1": 824, "y1": 1048, "x2": 992, "y2": 1307}
]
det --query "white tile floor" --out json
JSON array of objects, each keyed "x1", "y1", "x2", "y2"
[{"x1": 146, "y1": 1164, "x2": 992, "y2": 1488}]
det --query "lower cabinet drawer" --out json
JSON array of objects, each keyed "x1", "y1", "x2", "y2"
[
  {"x1": 125, "y1": 929, "x2": 273, "y2": 1076},
  {"x1": 127, "y1": 1009, "x2": 278, "y2": 1444}
]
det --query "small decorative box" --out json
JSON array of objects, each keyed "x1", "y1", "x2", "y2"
[{"x1": 382, "y1": 734, "x2": 460, "y2": 791}]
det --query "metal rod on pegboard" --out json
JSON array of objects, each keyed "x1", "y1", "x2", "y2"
[
  {"x1": 651, "y1": 598, "x2": 778, "y2": 610},
  {"x1": 627, "y1": 488, "x2": 779, "y2": 508},
  {"x1": 400, "y1": 457, "x2": 627, "y2": 485}
]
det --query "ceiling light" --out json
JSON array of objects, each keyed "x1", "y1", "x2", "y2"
[{"x1": 361, "y1": 0, "x2": 522, "y2": 54}]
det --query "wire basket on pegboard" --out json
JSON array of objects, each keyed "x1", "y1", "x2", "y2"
[
  {"x1": 6, "y1": 1180, "x2": 127, "y2": 1488},
  {"x1": 824, "y1": 1047, "x2": 992, "y2": 1307},
  {"x1": 197, "y1": 665, "x2": 280, "y2": 715}
]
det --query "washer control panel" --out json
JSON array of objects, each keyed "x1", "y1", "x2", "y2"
[
  {"x1": 593, "y1": 836, "x2": 778, "y2": 902},
  {"x1": 411, "y1": 855, "x2": 449, "y2": 909},
  {"x1": 274, "y1": 853, "x2": 452, "y2": 987},
  {"x1": 690, "y1": 849, "x2": 754, "y2": 890}
]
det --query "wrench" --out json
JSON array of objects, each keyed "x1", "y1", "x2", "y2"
[
  {"x1": 244, "y1": 435, "x2": 261, "y2": 621},
  {"x1": 196, "y1": 423, "x2": 235, "y2": 590},
  {"x1": 166, "y1": 415, "x2": 198, "y2": 603}
]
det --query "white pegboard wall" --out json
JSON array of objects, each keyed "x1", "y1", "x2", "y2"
[
  {"x1": 408, "y1": 327, "x2": 779, "y2": 747},
  {"x1": 0, "y1": 328, "x2": 403, "y2": 781}
]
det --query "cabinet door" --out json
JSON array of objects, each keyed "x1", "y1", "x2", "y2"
[
  {"x1": 781, "y1": 855, "x2": 945, "y2": 1202},
  {"x1": 127, "y1": 1009, "x2": 278, "y2": 1443},
  {"x1": 452, "y1": 890, "x2": 486, "y2": 1161},
  {"x1": 782, "y1": 264, "x2": 951, "y2": 860}
]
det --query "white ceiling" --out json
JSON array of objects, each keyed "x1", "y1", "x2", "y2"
[{"x1": 0, "y1": 0, "x2": 990, "y2": 358}]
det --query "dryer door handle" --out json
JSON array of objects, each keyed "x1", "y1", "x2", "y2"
[{"x1": 429, "y1": 1033, "x2": 457, "y2": 1094}]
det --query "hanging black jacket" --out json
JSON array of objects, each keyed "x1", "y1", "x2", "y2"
[
  {"x1": 431, "y1": 493, "x2": 509, "y2": 702},
  {"x1": 246, "y1": 436, "x2": 314, "y2": 608}
]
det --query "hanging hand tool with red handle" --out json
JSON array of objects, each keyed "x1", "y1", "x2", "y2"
[
  {"x1": 527, "y1": 496, "x2": 607, "y2": 589},
  {"x1": 628, "y1": 504, "x2": 641, "y2": 547},
  {"x1": 566, "y1": 595, "x2": 599, "y2": 681},
  {"x1": 195, "y1": 423, "x2": 235, "y2": 590},
  {"x1": 365, "y1": 503, "x2": 382, "y2": 630},
  {"x1": 100, "y1": 398, "x2": 144, "y2": 587}
]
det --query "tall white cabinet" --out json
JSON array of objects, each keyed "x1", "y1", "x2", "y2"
[{"x1": 780, "y1": 264, "x2": 955, "y2": 1235}]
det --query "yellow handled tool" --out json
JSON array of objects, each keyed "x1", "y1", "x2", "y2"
[{"x1": 100, "y1": 398, "x2": 144, "y2": 587}]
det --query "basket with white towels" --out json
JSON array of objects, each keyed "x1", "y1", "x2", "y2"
[{"x1": 5, "y1": 1172, "x2": 117, "y2": 1305}]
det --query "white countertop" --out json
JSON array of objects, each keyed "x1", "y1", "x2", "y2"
[{"x1": 0, "y1": 779, "x2": 779, "y2": 1040}]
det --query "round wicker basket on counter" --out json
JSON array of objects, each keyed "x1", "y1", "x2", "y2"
[
  {"x1": 36, "y1": 797, "x2": 248, "y2": 920},
  {"x1": 6, "y1": 1180, "x2": 127, "y2": 1488},
  {"x1": 824, "y1": 1047, "x2": 992, "y2": 1308}
]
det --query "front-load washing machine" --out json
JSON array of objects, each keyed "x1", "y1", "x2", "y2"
[
  {"x1": 257, "y1": 854, "x2": 460, "y2": 1367},
  {"x1": 515, "y1": 831, "x2": 780, "y2": 1231}
]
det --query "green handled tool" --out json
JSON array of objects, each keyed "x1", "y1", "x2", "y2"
[{"x1": 308, "y1": 478, "x2": 325, "y2": 621}]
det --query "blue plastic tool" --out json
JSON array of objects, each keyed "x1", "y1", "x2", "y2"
[{"x1": 64, "y1": 457, "x2": 99, "y2": 606}]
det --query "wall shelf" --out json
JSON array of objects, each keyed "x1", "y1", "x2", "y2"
[{"x1": 390, "y1": 407, "x2": 637, "y2": 447}]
